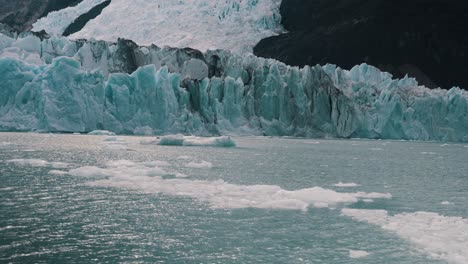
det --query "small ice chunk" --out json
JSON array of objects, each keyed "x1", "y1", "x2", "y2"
[
  {"x1": 7, "y1": 159, "x2": 49, "y2": 167},
  {"x1": 142, "y1": 161, "x2": 170, "y2": 167},
  {"x1": 175, "y1": 173, "x2": 188, "y2": 178},
  {"x1": 48, "y1": 170, "x2": 68, "y2": 175},
  {"x1": 147, "y1": 135, "x2": 236, "y2": 147},
  {"x1": 349, "y1": 250, "x2": 370, "y2": 258},
  {"x1": 88, "y1": 130, "x2": 115, "y2": 135},
  {"x1": 334, "y1": 182, "x2": 361, "y2": 187},
  {"x1": 50, "y1": 162, "x2": 71, "y2": 169},
  {"x1": 186, "y1": 161, "x2": 213, "y2": 169}
]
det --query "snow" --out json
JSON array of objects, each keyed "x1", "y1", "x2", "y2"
[
  {"x1": 67, "y1": 160, "x2": 392, "y2": 211},
  {"x1": 334, "y1": 182, "x2": 361, "y2": 187},
  {"x1": 69, "y1": 0, "x2": 284, "y2": 54},
  {"x1": 1, "y1": 33, "x2": 467, "y2": 142},
  {"x1": 32, "y1": 0, "x2": 108, "y2": 35},
  {"x1": 342, "y1": 209, "x2": 468, "y2": 264},
  {"x1": 349, "y1": 250, "x2": 370, "y2": 258}
]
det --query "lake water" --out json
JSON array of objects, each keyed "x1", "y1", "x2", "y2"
[{"x1": 1, "y1": 133, "x2": 467, "y2": 263}]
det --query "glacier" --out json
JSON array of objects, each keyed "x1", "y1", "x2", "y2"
[
  {"x1": 0, "y1": 32, "x2": 467, "y2": 142},
  {"x1": 62, "y1": 0, "x2": 283, "y2": 54},
  {"x1": 32, "y1": 0, "x2": 108, "y2": 36}
]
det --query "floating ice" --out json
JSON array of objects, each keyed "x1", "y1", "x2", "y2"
[
  {"x1": 334, "y1": 182, "x2": 361, "y2": 188},
  {"x1": 6, "y1": 159, "x2": 70, "y2": 168},
  {"x1": 185, "y1": 161, "x2": 213, "y2": 169},
  {"x1": 67, "y1": 160, "x2": 391, "y2": 211},
  {"x1": 6, "y1": 159, "x2": 49, "y2": 167},
  {"x1": 349, "y1": 250, "x2": 370, "y2": 259},
  {"x1": 48, "y1": 170, "x2": 68, "y2": 175},
  {"x1": 88, "y1": 130, "x2": 116, "y2": 135},
  {"x1": 145, "y1": 135, "x2": 236, "y2": 148},
  {"x1": 342, "y1": 209, "x2": 468, "y2": 264},
  {"x1": 69, "y1": 0, "x2": 284, "y2": 54}
]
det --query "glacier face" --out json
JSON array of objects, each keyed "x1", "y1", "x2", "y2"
[{"x1": 0, "y1": 32, "x2": 467, "y2": 142}]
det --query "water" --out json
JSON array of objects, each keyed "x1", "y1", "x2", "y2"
[{"x1": 0, "y1": 132, "x2": 467, "y2": 263}]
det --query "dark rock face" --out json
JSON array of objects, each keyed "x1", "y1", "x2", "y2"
[
  {"x1": 254, "y1": 0, "x2": 468, "y2": 89},
  {"x1": 0, "y1": 0, "x2": 83, "y2": 32}
]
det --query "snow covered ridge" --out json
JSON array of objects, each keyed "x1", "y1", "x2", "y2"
[
  {"x1": 0, "y1": 33, "x2": 467, "y2": 142},
  {"x1": 32, "y1": 0, "x2": 108, "y2": 36},
  {"x1": 32, "y1": 0, "x2": 284, "y2": 54}
]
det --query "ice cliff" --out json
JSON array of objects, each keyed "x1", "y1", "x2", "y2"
[{"x1": 0, "y1": 32, "x2": 467, "y2": 142}]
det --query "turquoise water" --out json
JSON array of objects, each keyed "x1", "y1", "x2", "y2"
[{"x1": 0, "y1": 133, "x2": 467, "y2": 263}]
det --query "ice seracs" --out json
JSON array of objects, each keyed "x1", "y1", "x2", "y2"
[{"x1": 0, "y1": 33, "x2": 467, "y2": 142}]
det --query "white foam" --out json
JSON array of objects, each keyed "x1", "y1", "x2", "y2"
[
  {"x1": 144, "y1": 135, "x2": 236, "y2": 148},
  {"x1": 342, "y1": 209, "x2": 468, "y2": 264},
  {"x1": 349, "y1": 250, "x2": 370, "y2": 258},
  {"x1": 67, "y1": 160, "x2": 391, "y2": 211},
  {"x1": 441, "y1": 201, "x2": 452, "y2": 205},
  {"x1": 334, "y1": 182, "x2": 361, "y2": 188},
  {"x1": 186, "y1": 161, "x2": 213, "y2": 169}
]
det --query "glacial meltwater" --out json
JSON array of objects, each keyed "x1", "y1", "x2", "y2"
[{"x1": 0, "y1": 133, "x2": 467, "y2": 264}]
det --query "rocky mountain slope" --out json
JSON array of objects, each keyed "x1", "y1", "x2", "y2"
[
  {"x1": 0, "y1": 0, "x2": 83, "y2": 31},
  {"x1": 254, "y1": 0, "x2": 468, "y2": 90}
]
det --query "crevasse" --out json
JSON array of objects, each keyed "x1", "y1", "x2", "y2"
[{"x1": 0, "y1": 32, "x2": 467, "y2": 142}]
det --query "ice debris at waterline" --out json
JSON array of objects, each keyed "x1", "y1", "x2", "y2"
[
  {"x1": 342, "y1": 209, "x2": 468, "y2": 264},
  {"x1": 65, "y1": 159, "x2": 391, "y2": 211},
  {"x1": 0, "y1": 33, "x2": 467, "y2": 141},
  {"x1": 141, "y1": 135, "x2": 236, "y2": 147}
]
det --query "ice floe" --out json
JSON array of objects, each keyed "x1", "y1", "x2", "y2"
[
  {"x1": 142, "y1": 135, "x2": 236, "y2": 148},
  {"x1": 342, "y1": 208, "x2": 468, "y2": 264},
  {"x1": 349, "y1": 250, "x2": 370, "y2": 258},
  {"x1": 334, "y1": 182, "x2": 361, "y2": 188},
  {"x1": 66, "y1": 160, "x2": 391, "y2": 211},
  {"x1": 6, "y1": 159, "x2": 71, "y2": 168}
]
